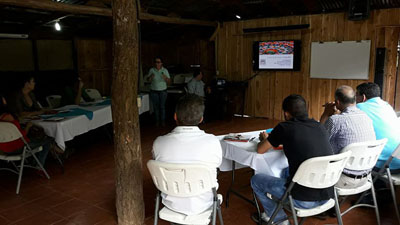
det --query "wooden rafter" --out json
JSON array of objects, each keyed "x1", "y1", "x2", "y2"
[{"x1": 0, "y1": 0, "x2": 217, "y2": 26}]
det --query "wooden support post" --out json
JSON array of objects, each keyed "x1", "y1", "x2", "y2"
[{"x1": 112, "y1": 0, "x2": 144, "y2": 224}]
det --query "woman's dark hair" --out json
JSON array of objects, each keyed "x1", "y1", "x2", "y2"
[
  {"x1": 193, "y1": 69, "x2": 202, "y2": 78},
  {"x1": 282, "y1": 94, "x2": 308, "y2": 119},
  {"x1": 18, "y1": 74, "x2": 35, "y2": 89},
  {"x1": 154, "y1": 56, "x2": 163, "y2": 63}
]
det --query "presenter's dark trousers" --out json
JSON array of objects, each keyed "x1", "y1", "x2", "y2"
[{"x1": 150, "y1": 90, "x2": 167, "y2": 125}]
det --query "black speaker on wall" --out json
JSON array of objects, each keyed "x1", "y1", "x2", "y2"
[
  {"x1": 348, "y1": 0, "x2": 370, "y2": 21},
  {"x1": 374, "y1": 48, "x2": 385, "y2": 97}
]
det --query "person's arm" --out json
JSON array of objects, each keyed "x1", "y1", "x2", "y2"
[
  {"x1": 257, "y1": 131, "x2": 273, "y2": 154},
  {"x1": 144, "y1": 69, "x2": 155, "y2": 82},
  {"x1": 320, "y1": 102, "x2": 336, "y2": 124},
  {"x1": 161, "y1": 69, "x2": 171, "y2": 85},
  {"x1": 74, "y1": 80, "x2": 84, "y2": 105},
  {"x1": 24, "y1": 122, "x2": 33, "y2": 134},
  {"x1": 187, "y1": 80, "x2": 195, "y2": 94}
]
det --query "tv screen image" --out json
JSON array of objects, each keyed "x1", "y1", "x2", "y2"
[{"x1": 253, "y1": 40, "x2": 301, "y2": 71}]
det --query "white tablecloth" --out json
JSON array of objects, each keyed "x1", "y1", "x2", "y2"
[
  {"x1": 218, "y1": 130, "x2": 289, "y2": 177},
  {"x1": 32, "y1": 104, "x2": 112, "y2": 150},
  {"x1": 138, "y1": 93, "x2": 150, "y2": 115}
]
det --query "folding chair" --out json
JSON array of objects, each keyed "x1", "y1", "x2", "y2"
[
  {"x1": 46, "y1": 95, "x2": 62, "y2": 108},
  {"x1": 0, "y1": 122, "x2": 50, "y2": 194},
  {"x1": 335, "y1": 139, "x2": 387, "y2": 225},
  {"x1": 84, "y1": 89, "x2": 102, "y2": 101},
  {"x1": 371, "y1": 143, "x2": 400, "y2": 224},
  {"x1": 257, "y1": 151, "x2": 351, "y2": 225},
  {"x1": 147, "y1": 160, "x2": 224, "y2": 225}
]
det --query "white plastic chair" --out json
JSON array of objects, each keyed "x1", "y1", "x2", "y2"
[
  {"x1": 84, "y1": 89, "x2": 102, "y2": 101},
  {"x1": 46, "y1": 95, "x2": 62, "y2": 108},
  {"x1": 258, "y1": 151, "x2": 351, "y2": 225},
  {"x1": 335, "y1": 139, "x2": 387, "y2": 225},
  {"x1": 371, "y1": 143, "x2": 400, "y2": 224},
  {"x1": 147, "y1": 160, "x2": 223, "y2": 225},
  {"x1": 0, "y1": 122, "x2": 50, "y2": 194}
]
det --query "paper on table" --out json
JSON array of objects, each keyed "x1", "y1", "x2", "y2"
[{"x1": 224, "y1": 133, "x2": 253, "y2": 142}]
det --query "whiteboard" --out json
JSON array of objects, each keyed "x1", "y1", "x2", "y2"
[{"x1": 310, "y1": 40, "x2": 371, "y2": 79}]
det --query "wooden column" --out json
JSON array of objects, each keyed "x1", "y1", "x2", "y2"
[{"x1": 112, "y1": 0, "x2": 144, "y2": 224}]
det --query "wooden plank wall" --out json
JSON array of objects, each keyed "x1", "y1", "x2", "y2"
[
  {"x1": 76, "y1": 38, "x2": 215, "y2": 96},
  {"x1": 216, "y1": 9, "x2": 400, "y2": 120},
  {"x1": 76, "y1": 38, "x2": 113, "y2": 96}
]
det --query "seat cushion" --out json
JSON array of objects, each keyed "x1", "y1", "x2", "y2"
[
  {"x1": 335, "y1": 181, "x2": 372, "y2": 196},
  {"x1": 159, "y1": 194, "x2": 222, "y2": 225},
  {"x1": 295, "y1": 198, "x2": 335, "y2": 217},
  {"x1": 0, "y1": 147, "x2": 43, "y2": 161}
]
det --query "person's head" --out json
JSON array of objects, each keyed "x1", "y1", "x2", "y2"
[
  {"x1": 154, "y1": 57, "x2": 163, "y2": 70},
  {"x1": 174, "y1": 94, "x2": 205, "y2": 126},
  {"x1": 19, "y1": 74, "x2": 35, "y2": 92},
  {"x1": 0, "y1": 93, "x2": 8, "y2": 114},
  {"x1": 193, "y1": 70, "x2": 203, "y2": 81},
  {"x1": 356, "y1": 82, "x2": 381, "y2": 103},
  {"x1": 282, "y1": 94, "x2": 308, "y2": 121},
  {"x1": 334, "y1": 85, "x2": 356, "y2": 111}
]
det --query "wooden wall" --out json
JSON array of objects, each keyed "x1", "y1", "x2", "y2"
[
  {"x1": 216, "y1": 8, "x2": 400, "y2": 120},
  {"x1": 76, "y1": 38, "x2": 113, "y2": 96},
  {"x1": 76, "y1": 38, "x2": 215, "y2": 97}
]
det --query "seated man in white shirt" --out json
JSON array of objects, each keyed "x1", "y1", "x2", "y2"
[{"x1": 152, "y1": 94, "x2": 222, "y2": 215}]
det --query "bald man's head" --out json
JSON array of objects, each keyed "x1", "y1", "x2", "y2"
[{"x1": 335, "y1": 85, "x2": 356, "y2": 107}]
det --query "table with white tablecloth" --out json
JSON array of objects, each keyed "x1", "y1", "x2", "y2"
[
  {"x1": 218, "y1": 130, "x2": 288, "y2": 177},
  {"x1": 138, "y1": 93, "x2": 150, "y2": 115},
  {"x1": 218, "y1": 130, "x2": 288, "y2": 207},
  {"x1": 32, "y1": 104, "x2": 112, "y2": 150}
]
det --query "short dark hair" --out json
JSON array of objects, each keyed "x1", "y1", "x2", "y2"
[
  {"x1": 282, "y1": 94, "x2": 308, "y2": 118},
  {"x1": 154, "y1": 56, "x2": 163, "y2": 63},
  {"x1": 193, "y1": 69, "x2": 202, "y2": 78},
  {"x1": 335, "y1": 85, "x2": 356, "y2": 106},
  {"x1": 175, "y1": 94, "x2": 204, "y2": 125},
  {"x1": 356, "y1": 82, "x2": 381, "y2": 99}
]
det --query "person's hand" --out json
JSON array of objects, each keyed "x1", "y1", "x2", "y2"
[
  {"x1": 25, "y1": 122, "x2": 33, "y2": 130},
  {"x1": 149, "y1": 73, "x2": 155, "y2": 81},
  {"x1": 259, "y1": 131, "x2": 268, "y2": 142},
  {"x1": 161, "y1": 73, "x2": 168, "y2": 80},
  {"x1": 322, "y1": 102, "x2": 337, "y2": 117},
  {"x1": 78, "y1": 79, "x2": 84, "y2": 89},
  {"x1": 206, "y1": 86, "x2": 212, "y2": 94}
]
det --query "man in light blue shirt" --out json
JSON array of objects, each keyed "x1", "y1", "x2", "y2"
[
  {"x1": 356, "y1": 82, "x2": 400, "y2": 171},
  {"x1": 187, "y1": 70, "x2": 206, "y2": 97}
]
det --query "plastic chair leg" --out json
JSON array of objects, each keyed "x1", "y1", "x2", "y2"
[
  {"x1": 387, "y1": 169, "x2": 400, "y2": 225},
  {"x1": 154, "y1": 192, "x2": 160, "y2": 225},
  {"x1": 16, "y1": 151, "x2": 26, "y2": 194},
  {"x1": 334, "y1": 189, "x2": 343, "y2": 225},
  {"x1": 370, "y1": 180, "x2": 381, "y2": 225}
]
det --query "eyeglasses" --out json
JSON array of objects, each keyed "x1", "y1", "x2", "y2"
[{"x1": 155, "y1": 61, "x2": 162, "y2": 64}]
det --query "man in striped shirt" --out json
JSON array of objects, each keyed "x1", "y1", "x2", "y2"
[{"x1": 320, "y1": 85, "x2": 376, "y2": 189}]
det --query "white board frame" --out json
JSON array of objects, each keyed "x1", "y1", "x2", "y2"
[{"x1": 310, "y1": 40, "x2": 371, "y2": 79}]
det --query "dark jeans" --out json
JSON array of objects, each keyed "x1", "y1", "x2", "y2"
[
  {"x1": 5, "y1": 137, "x2": 51, "y2": 167},
  {"x1": 150, "y1": 90, "x2": 168, "y2": 124}
]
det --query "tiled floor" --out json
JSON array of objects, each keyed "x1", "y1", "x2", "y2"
[{"x1": 0, "y1": 117, "x2": 399, "y2": 225}]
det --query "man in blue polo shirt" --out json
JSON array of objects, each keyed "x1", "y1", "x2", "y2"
[{"x1": 356, "y1": 82, "x2": 400, "y2": 172}]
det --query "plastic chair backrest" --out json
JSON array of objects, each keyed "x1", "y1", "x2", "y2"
[
  {"x1": 340, "y1": 139, "x2": 387, "y2": 171},
  {"x1": 0, "y1": 122, "x2": 23, "y2": 143},
  {"x1": 292, "y1": 151, "x2": 351, "y2": 189},
  {"x1": 391, "y1": 143, "x2": 400, "y2": 160},
  {"x1": 147, "y1": 160, "x2": 215, "y2": 198},
  {"x1": 46, "y1": 95, "x2": 62, "y2": 108},
  {"x1": 84, "y1": 89, "x2": 102, "y2": 101}
]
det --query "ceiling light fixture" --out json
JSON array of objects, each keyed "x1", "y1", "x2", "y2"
[
  {"x1": 235, "y1": 15, "x2": 241, "y2": 19},
  {"x1": 55, "y1": 21, "x2": 61, "y2": 31}
]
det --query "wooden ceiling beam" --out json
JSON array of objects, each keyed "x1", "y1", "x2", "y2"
[
  {"x1": 0, "y1": 0, "x2": 217, "y2": 26},
  {"x1": 0, "y1": 0, "x2": 112, "y2": 16}
]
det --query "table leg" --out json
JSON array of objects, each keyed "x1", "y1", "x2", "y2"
[{"x1": 225, "y1": 161, "x2": 257, "y2": 208}]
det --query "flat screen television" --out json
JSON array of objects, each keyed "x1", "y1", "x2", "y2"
[{"x1": 253, "y1": 40, "x2": 301, "y2": 71}]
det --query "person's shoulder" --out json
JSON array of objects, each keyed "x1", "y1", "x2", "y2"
[{"x1": 0, "y1": 113, "x2": 14, "y2": 122}]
